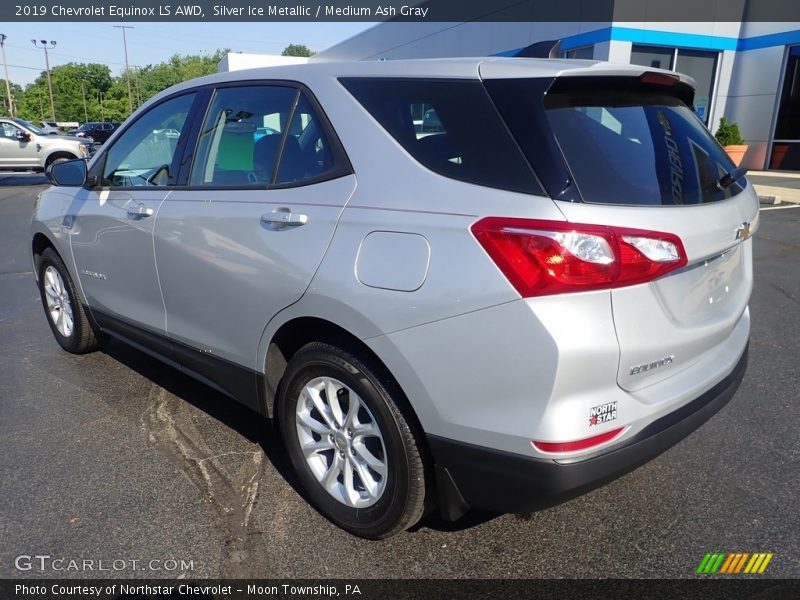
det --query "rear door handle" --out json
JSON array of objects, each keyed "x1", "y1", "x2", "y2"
[
  {"x1": 127, "y1": 203, "x2": 154, "y2": 219},
  {"x1": 260, "y1": 209, "x2": 308, "y2": 230}
]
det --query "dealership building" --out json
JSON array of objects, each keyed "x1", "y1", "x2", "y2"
[{"x1": 314, "y1": 18, "x2": 800, "y2": 171}]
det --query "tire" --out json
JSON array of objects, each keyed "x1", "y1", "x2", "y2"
[
  {"x1": 36, "y1": 247, "x2": 105, "y2": 354},
  {"x1": 279, "y1": 341, "x2": 429, "y2": 539},
  {"x1": 46, "y1": 155, "x2": 75, "y2": 171}
]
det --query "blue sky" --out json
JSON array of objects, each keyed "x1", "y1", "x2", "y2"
[{"x1": 2, "y1": 22, "x2": 376, "y2": 86}]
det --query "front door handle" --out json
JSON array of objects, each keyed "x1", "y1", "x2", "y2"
[
  {"x1": 127, "y1": 203, "x2": 154, "y2": 219},
  {"x1": 260, "y1": 209, "x2": 308, "y2": 230}
]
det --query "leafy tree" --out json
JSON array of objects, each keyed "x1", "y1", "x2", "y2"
[
  {"x1": 16, "y1": 63, "x2": 112, "y2": 123},
  {"x1": 0, "y1": 79, "x2": 23, "y2": 116},
  {"x1": 282, "y1": 44, "x2": 314, "y2": 57},
  {"x1": 13, "y1": 50, "x2": 227, "y2": 124}
]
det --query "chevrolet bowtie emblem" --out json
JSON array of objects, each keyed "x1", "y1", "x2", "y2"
[{"x1": 735, "y1": 221, "x2": 752, "y2": 241}]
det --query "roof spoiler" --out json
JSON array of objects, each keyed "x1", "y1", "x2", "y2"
[{"x1": 514, "y1": 40, "x2": 562, "y2": 59}]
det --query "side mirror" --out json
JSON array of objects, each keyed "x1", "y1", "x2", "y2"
[
  {"x1": 47, "y1": 158, "x2": 87, "y2": 187},
  {"x1": 15, "y1": 130, "x2": 31, "y2": 142}
]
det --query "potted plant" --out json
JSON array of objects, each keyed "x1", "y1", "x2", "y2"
[{"x1": 714, "y1": 117, "x2": 748, "y2": 166}]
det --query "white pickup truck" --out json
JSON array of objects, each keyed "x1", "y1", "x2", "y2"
[{"x1": 0, "y1": 117, "x2": 95, "y2": 172}]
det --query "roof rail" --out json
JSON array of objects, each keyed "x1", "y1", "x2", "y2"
[{"x1": 514, "y1": 40, "x2": 562, "y2": 59}]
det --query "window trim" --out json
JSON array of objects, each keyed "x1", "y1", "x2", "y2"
[{"x1": 88, "y1": 79, "x2": 353, "y2": 192}]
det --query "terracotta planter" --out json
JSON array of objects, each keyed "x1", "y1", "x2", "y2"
[
  {"x1": 770, "y1": 144, "x2": 789, "y2": 169},
  {"x1": 724, "y1": 144, "x2": 748, "y2": 167}
]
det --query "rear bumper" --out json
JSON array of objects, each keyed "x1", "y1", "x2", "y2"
[{"x1": 429, "y1": 344, "x2": 748, "y2": 519}]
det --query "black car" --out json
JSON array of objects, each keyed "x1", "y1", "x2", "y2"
[{"x1": 66, "y1": 122, "x2": 119, "y2": 144}]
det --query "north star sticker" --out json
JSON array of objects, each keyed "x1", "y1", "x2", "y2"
[{"x1": 589, "y1": 401, "x2": 617, "y2": 426}]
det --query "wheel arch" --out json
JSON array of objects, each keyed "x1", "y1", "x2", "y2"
[
  {"x1": 264, "y1": 316, "x2": 392, "y2": 416},
  {"x1": 32, "y1": 231, "x2": 58, "y2": 280},
  {"x1": 44, "y1": 150, "x2": 79, "y2": 168}
]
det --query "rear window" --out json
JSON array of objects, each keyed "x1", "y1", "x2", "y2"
[
  {"x1": 340, "y1": 78, "x2": 543, "y2": 195},
  {"x1": 490, "y1": 79, "x2": 743, "y2": 206}
]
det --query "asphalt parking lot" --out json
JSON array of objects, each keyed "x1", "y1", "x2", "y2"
[{"x1": 1, "y1": 175, "x2": 798, "y2": 579}]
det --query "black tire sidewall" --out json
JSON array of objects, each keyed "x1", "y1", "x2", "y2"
[
  {"x1": 37, "y1": 249, "x2": 82, "y2": 352},
  {"x1": 280, "y1": 346, "x2": 412, "y2": 537}
]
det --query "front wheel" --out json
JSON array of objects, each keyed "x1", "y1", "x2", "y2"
[
  {"x1": 279, "y1": 342, "x2": 429, "y2": 539},
  {"x1": 36, "y1": 247, "x2": 105, "y2": 354}
]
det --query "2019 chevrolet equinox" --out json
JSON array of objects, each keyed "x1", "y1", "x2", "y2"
[{"x1": 31, "y1": 58, "x2": 756, "y2": 538}]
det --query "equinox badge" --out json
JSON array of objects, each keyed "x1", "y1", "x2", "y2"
[{"x1": 630, "y1": 355, "x2": 675, "y2": 376}]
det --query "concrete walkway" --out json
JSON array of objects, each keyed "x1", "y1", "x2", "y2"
[{"x1": 748, "y1": 170, "x2": 800, "y2": 204}]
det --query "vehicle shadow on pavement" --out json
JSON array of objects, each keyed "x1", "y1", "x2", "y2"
[
  {"x1": 102, "y1": 337, "x2": 501, "y2": 536},
  {"x1": 100, "y1": 338, "x2": 300, "y2": 490},
  {"x1": 0, "y1": 174, "x2": 48, "y2": 186}
]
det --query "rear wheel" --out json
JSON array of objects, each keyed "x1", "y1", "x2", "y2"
[
  {"x1": 279, "y1": 342, "x2": 428, "y2": 539},
  {"x1": 37, "y1": 247, "x2": 104, "y2": 354}
]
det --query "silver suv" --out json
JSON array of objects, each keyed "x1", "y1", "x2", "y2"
[
  {"x1": 0, "y1": 118, "x2": 94, "y2": 172},
  {"x1": 31, "y1": 59, "x2": 756, "y2": 539}
]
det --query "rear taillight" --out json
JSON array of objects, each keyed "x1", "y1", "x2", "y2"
[{"x1": 471, "y1": 218, "x2": 687, "y2": 297}]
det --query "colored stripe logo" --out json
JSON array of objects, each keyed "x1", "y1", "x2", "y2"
[{"x1": 696, "y1": 552, "x2": 773, "y2": 574}]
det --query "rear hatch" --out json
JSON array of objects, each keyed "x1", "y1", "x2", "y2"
[{"x1": 482, "y1": 63, "x2": 758, "y2": 392}]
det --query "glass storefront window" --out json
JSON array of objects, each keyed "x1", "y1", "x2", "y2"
[
  {"x1": 770, "y1": 46, "x2": 800, "y2": 170},
  {"x1": 563, "y1": 46, "x2": 594, "y2": 60},
  {"x1": 675, "y1": 49, "x2": 718, "y2": 124},
  {"x1": 630, "y1": 45, "x2": 718, "y2": 124},
  {"x1": 630, "y1": 45, "x2": 674, "y2": 70}
]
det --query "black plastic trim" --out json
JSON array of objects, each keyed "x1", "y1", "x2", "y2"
[
  {"x1": 90, "y1": 307, "x2": 264, "y2": 415},
  {"x1": 428, "y1": 345, "x2": 748, "y2": 517}
]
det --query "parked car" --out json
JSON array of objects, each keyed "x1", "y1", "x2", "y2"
[
  {"x1": 39, "y1": 121, "x2": 61, "y2": 135},
  {"x1": 0, "y1": 117, "x2": 94, "y2": 172},
  {"x1": 32, "y1": 58, "x2": 756, "y2": 539},
  {"x1": 66, "y1": 122, "x2": 119, "y2": 143}
]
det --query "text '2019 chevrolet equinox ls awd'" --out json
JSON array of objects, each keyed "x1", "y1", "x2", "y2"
[{"x1": 31, "y1": 58, "x2": 756, "y2": 538}]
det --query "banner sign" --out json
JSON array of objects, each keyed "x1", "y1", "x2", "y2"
[{"x1": 4, "y1": 0, "x2": 800, "y2": 22}]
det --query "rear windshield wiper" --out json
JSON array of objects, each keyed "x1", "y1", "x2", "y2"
[{"x1": 717, "y1": 166, "x2": 748, "y2": 191}]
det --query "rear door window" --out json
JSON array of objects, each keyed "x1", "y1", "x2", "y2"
[
  {"x1": 190, "y1": 85, "x2": 297, "y2": 186},
  {"x1": 190, "y1": 85, "x2": 343, "y2": 187},
  {"x1": 340, "y1": 78, "x2": 543, "y2": 195}
]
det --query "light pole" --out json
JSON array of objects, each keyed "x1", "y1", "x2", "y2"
[
  {"x1": 133, "y1": 66, "x2": 141, "y2": 107},
  {"x1": 31, "y1": 39, "x2": 56, "y2": 122},
  {"x1": 80, "y1": 80, "x2": 88, "y2": 123},
  {"x1": 113, "y1": 26, "x2": 134, "y2": 115},
  {"x1": 0, "y1": 34, "x2": 14, "y2": 117}
]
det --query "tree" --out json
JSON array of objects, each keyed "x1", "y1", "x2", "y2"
[
  {"x1": 282, "y1": 44, "x2": 314, "y2": 57},
  {"x1": 16, "y1": 63, "x2": 112, "y2": 123},
  {"x1": 12, "y1": 49, "x2": 227, "y2": 124},
  {"x1": 0, "y1": 79, "x2": 23, "y2": 116}
]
